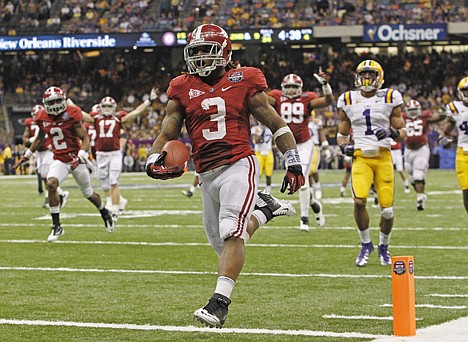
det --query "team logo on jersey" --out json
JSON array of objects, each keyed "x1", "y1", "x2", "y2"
[
  {"x1": 228, "y1": 71, "x2": 243, "y2": 83},
  {"x1": 43, "y1": 122, "x2": 51, "y2": 127},
  {"x1": 189, "y1": 88, "x2": 205, "y2": 99},
  {"x1": 62, "y1": 112, "x2": 69, "y2": 120}
]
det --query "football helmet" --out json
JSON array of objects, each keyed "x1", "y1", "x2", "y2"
[
  {"x1": 405, "y1": 99, "x2": 422, "y2": 119},
  {"x1": 31, "y1": 105, "x2": 44, "y2": 119},
  {"x1": 355, "y1": 60, "x2": 384, "y2": 92},
  {"x1": 100, "y1": 97, "x2": 117, "y2": 116},
  {"x1": 457, "y1": 77, "x2": 468, "y2": 104},
  {"x1": 281, "y1": 74, "x2": 303, "y2": 99},
  {"x1": 184, "y1": 24, "x2": 232, "y2": 77},
  {"x1": 42, "y1": 86, "x2": 67, "y2": 115}
]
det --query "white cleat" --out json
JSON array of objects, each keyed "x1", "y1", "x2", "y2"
[
  {"x1": 119, "y1": 197, "x2": 128, "y2": 215},
  {"x1": 300, "y1": 222, "x2": 310, "y2": 232},
  {"x1": 59, "y1": 191, "x2": 70, "y2": 209},
  {"x1": 256, "y1": 191, "x2": 296, "y2": 217},
  {"x1": 47, "y1": 225, "x2": 64, "y2": 242},
  {"x1": 311, "y1": 201, "x2": 325, "y2": 227}
]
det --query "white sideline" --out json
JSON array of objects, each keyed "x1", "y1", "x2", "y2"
[
  {"x1": 0, "y1": 318, "x2": 386, "y2": 338},
  {"x1": 371, "y1": 316, "x2": 468, "y2": 342}
]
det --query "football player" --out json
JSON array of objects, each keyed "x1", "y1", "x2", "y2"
[
  {"x1": 23, "y1": 105, "x2": 69, "y2": 208},
  {"x1": 145, "y1": 24, "x2": 303, "y2": 328},
  {"x1": 390, "y1": 140, "x2": 411, "y2": 194},
  {"x1": 81, "y1": 89, "x2": 157, "y2": 220},
  {"x1": 337, "y1": 60, "x2": 407, "y2": 267},
  {"x1": 403, "y1": 99, "x2": 445, "y2": 210},
  {"x1": 439, "y1": 77, "x2": 468, "y2": 215},
  {"x1": 268, "y1": 71, "x2": 333, "y2": 231},
  {"x1": 250, "y1": 120, "x2": 274, "y2": 194},
  {"x1": 14, "y1": 86, "x2": 114, "y2": 241}
]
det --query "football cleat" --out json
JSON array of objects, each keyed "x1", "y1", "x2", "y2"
[
  {"x1": 182, "y1": 190, "x2": 193, "y2": 197},
  {"x1": 356, "y1": 241, "x2": 374, "y2": 267},
  {"x1": 315, "y1": 189, "x2": 322, "y2": 200},
  {"x1": 256, "y1": 191, "x2": 296, "y2": 221},
  {"x1": 378, "y1": 244, "x2": 391, "y2": 266},
  {"x1": 299, "y1": 216, "x2": 310, "y2": 232},
  {"x1": 193, "y1": 294, "x2": 231, "y2": 328},
  {"x1": 101, "y1": 208, "x2": 115, "y2": 233},
  {"x1": 311, "y1": 201, "x2": 325, "y2": 227},
  {"x1": 42, "y1": 197, "x2": 49, "y2": 209},
  {"x1": 47, "y1": 224, "x2": 64, "y2": 242},
  {"x1": 417, "y1": 194, "x2": 427, "y2": 211},
  {"x1": 404, "y1": 186, "x2": 411, "y2": 194},
  {"x1": 340, "y1": 187, "x2": 346, "y2": 197},
  {"x1": 119, "y1": 197, "x2": 128, "y2": 215},
  {"x1": 59, "y1": 191, "x2": 70, "y2": 209}
]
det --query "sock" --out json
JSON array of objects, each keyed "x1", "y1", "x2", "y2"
[
  {"x1": 214, "y1": 276, "x2": 235, "y2": 299},
  {"x1": 98, "y1": 202, "x2": 105, "y2": 211},
  {"x1": 112, "y1": 204, "x2": 119, "y2": 216},
  {"x1": 106, "y1": 196, "x2": 111, "y2": 206},
  {"x1": 340, "y1": 186, "x2": 346, "y2": 193},
  {"x1": 265, "y1": 185, "x2": 271, "y2": 194},
  {"x1": 417, "y1": 193, "x2": 426, "y2": 201},
  {"x1": 358, "y1": 228, "x2": 371, "y2": 244},
  {"x1": 379, "y1": 232, "x2": 391, "y2": 245},
  {"x1": 314, "y1": 182, "x2": 321, "y2": 190},
  {"x1": 189, "y1": 185, "x2": 197, "y2": 193},
  {"x1": 404, "y1": 179, "x2": 409, "y2": 187},
  {"x1": 251, "y1": 209, "x2": 268, "y2": 226}
]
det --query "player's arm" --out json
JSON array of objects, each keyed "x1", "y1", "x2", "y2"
[
  {"x1": 337, "y1": 109, "x2": 354, "y2": 157},
  {"x1": 374, "y1": 106, "x2": 407, "y2": 142},
  {"x1": 309, "y1": 68, "x2": 333, "y2": 109},
  {"x1": 266, "y1": 93, "x2": 276, "y2": 107},
  {"x1": 427, "y1": 108, "x2": 446, "y2": 123},
  {"x1": 22, "y1": 126, "x2": 33, "y2": 147},
  {"x1": 14, "y1": 129, "x2": 45, "y2": 168},
  {"x1": 74, "y1": 121, "x2": 91, "y2": 153},
  {"x1": 249, "y1": 91, "x2": 304, "y2": 194},
  {"x1": 122, "y1": 88, "x2": 159, "y2": 124},
  {"x1": 438, "y1": 116, "x2": 456, "y2": 146}
]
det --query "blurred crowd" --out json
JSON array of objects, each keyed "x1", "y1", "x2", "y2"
[{"x1": 1, "y1": 0, "x2": 467, "y2": 35}]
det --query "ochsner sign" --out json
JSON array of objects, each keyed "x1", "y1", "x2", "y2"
[{"x1": 364, "y1": 24, "x2": 447, "y2": 42}]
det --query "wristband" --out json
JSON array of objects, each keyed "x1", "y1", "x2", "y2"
[
  {"x1": 322, "y1": 83, "x2": 332, "y2": 95},
  {"x1": 78, "y1": 150, "x2": 89, "y2": 159},
  {"x1": 273, "y1": 126, "x2": 292, "y2": 141},
  {"x1": 337, "y1": 132, "x2": 350, "y2": 140},
  {"x1": 24, "y1": 149, "x2": 33, "y2": 158},
  {"x1": 144, "y1": 99, "x2": 153, "y2": 107},
  {"x1": 284, "y1": 149, "x2": 301, "y2": 167}
]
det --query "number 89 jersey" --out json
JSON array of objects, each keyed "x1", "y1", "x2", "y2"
[{"x1": 337, "y1": 89, "x2": 403, "y2": 150}]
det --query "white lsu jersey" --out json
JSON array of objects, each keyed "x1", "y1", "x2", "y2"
[
  {"x1": 337, "y1": 88, "x2": 403, "y2": 150},
  {"x1": 308, "y1": 116, "x2": 323, "y2": 145},
  {"x1": 445, "y1": 101, "x2": 468, "y2": 150},
  {"x1": 250, "y1": 125, "x2": 273, "y2": 155}
]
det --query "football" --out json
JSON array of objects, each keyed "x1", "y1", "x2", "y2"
[{"x1": 161, "y1": 140, "x2": 190, "y2": 169}]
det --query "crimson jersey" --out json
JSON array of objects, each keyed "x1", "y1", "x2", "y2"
[
  {"x1": 167, "y1": 67, "x2": 266, "y2": 173},
  {"x1": 24, "y1": 117, "x2": 52, "y2": 152},
  {"x1": 269, "y1": 90, "x2": 318, "y2": 144},
  {"x1": 403, "y1": 110, "x2": 432, "y2": 149},
  {"x1": 34, "y1": 105, "x2": 83, "y2": 163},
  {"x1": 92, "y1": 111, "x2": 126, "y2": 152}
]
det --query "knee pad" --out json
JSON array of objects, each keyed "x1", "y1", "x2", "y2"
[
  {"x1": 414, "y1": 179, "x2": 425, "y2": 185},
  {"x1": 381, "y1": 207, "x2": 394, "y2": 220}
]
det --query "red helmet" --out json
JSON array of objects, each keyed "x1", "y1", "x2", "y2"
[
  {"x1": 281, "y1": 74, "x2": 303, "y2": 98},
  {"x1": 100, "y1": 96, "x2": 117, "y2": 116},
  {"x1": 31, "y1": 105, "x2": 44, "y2": 119},
  {"x1": 42, "y1": 86, "x2": 67, "y2": 115},
  {"x1": 184, "y1": 24, "x2": 232, "y2": 77},
  {"x1": 405, "y1": 99, "x2": 421, "y2": 119}
]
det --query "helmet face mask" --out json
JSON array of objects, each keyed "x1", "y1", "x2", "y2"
[
  {"x1": 457, "y1": 77, "x2": 468, "y2": 105},
  {"x1": 405, "y1": 99, "x2": 422, "y2": 119},
  {"x1": 31, "y1": 105, "x2": 44, "y2": 119},
  {"x1": 281, "y1": 74, "x2": 303, "y2": 98},
  {"x1": 42, "y1": 87, "x2": 67, "y2": 116},
  {"x1": 184, "y1": 24, "x2": 232, "y2": 77},
  {"x1": 100, "y1": 97, "x2": 116, "y2": 116},
  {"x1": 355, "y1": 60, "x2": 384, "y2": 92}
]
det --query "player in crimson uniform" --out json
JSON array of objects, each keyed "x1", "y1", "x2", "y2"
[
  {"x1": 82, "y1": 88, "x2": 157, "y2": 220},
  {"x1": 268, "y1": 71, "x2": 333, "y2": 231},
  {"x1": 14, "y1": 86, "x2": 114, "y2": 242},
  {"x1": 145, "y1": 24, "x2": 303, "y2": 328},
  {"x1": 23, "y1": 105, "x2": 69, "y2": 208},
  {"x1": 403, "y1": 99, "x2": 446, "y2": 210}
]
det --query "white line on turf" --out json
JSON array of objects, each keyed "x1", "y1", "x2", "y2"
[
  {"x1": 380, "y1": 304, "x2": 467, "y2": 310},
  {"x1": 322, "y1": 315, "x2": 423, "y2": 321},
  {"x1": 426, "y1": 294, "x2": 468, "y2": 298},
  {"x1": 1, "y1": 239, "x2": 467, "y2": 251},
  {"x1": 0, "y1": 266, "x2": 466, "y2": 280},
  {"x1": 0, "y1": 318, "x2": 387, "y2": 338}
]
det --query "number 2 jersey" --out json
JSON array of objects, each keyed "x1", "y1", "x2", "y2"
[
  {"x1": 337, "y1": 88, "x2": 403, "y2": 150},
  {"x1": 34, "y1": 105, "x2": 83, "y2": 163},
  {"x1": 167, "y1": 66, "x2": 267, "y2": 173},
  {"x1": 445, "y1": 100, "x2": 468, "y2": 150}
]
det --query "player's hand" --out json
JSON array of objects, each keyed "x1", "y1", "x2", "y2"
[
  {"x1": 280, "y1": 165, "x2": 305, "y2": 195},
  {"x1": 13, "y1": 156, "x2": 29, "y2": 169},
  {"x1": 149, "y1": 88, "x2": 159, "y2": 102},
  {"x1": 340, "y1": 144, "x2": 355, "y2": 157},
  {"x1": 438, "y1": 136, "x2": 453, "y2": 146},
  {"x1": 323, "y1": 148, "x2": 332, "y2": 162},
  {"x1": 146, "y1": 152, "x2": 184, "y2": 180},
  {"x1": 313, "y1": 67, "x2": 329, "y2": 85},
  {"x1": 374, "y1": 127, "x2": 399, "y2": 140}
]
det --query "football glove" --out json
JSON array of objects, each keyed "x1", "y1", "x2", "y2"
[
  {"x1": 340, "y1": 144, "x2": 355, "y2": 157},
  {"x1": 146, "y1": 152, "x2": 184, "y2": 180},
  {"x1": 280, "y1": 164, "x2": 305, "y2": 195},
  {"x1": 69, "y1": 150, "x2": 89, "y2": 171},
  {"x1": 438, "y1": 136, "x2": 453, "y2": 146},
  {"x1": 323, "y1": 148, "x2": 332, "y2": 163},
  {"x1": 13, "y1": 149, "x2": 33, "y2": 169},
  {"x1": 149, "y1": 87, "x2": 159, "y2": 102},
  {"x1": 313, "y1": 70, "x2": 328, "y2": 85},
  {"x1": 374, "y1": 127, "x2": 400, "y2": 141}
]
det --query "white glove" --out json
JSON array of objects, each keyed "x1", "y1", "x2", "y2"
[
  {"x1": 313, "y1": 72, "x2": 328, "y2": 85},
  {"x1": 149, "y1": 88, "x2": 159, "y2": 102},
  {"x1": 323, "y1": 148, "x2": 332, "y2": 162},
  {"x1": 78, "y1": 149, "x2": 89, "y2": 162}
]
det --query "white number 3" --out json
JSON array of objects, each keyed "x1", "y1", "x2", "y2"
[{"x1": 201, "y1": 97, "x2": 226, "y2": 140}]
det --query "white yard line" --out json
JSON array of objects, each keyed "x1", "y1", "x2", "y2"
[
  {"x1": 322, "y1": 315, "x2": 423, "y2": 321},
  {"x1": 380, "y1": 304, "x2": 467, "y2": 310},
  {"x1": 426, "y1": 294, "x2": 468, "y2": 298},
  {"x1": 0, "y1": 318, "x2": 386, "y2": 338},
  {"x1": 0, "y1": 266, "x2": 467, "y2": 280}
]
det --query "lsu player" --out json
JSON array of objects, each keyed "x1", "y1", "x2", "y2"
[
  {"x1": 23, "y1": 104, "x2": 69, "y2": 208},
  {"x1": 439, "y1": 77, "x2": 468, "y2": 215},
  {"x1": 268, "y1": 71, "x2": 333, "y2": 231},
  {"x1": 403, "y1": 99, "x2": 446, "y2": 210},
  {"x1": 308, "y1": 111, "x2": 331, "y2": 200},
  {"x1": 251, "y1": 121, "x2": 274, "y2": 193},
  {"x1": 81, "y1": 88, "x2": 158, "y2": 220},
  {"x1": 337, "y1": 60, "x2": 407, "y2": 267},
  {"x1": 14, "y1": 86, "x2": 114, "y2": 241}
]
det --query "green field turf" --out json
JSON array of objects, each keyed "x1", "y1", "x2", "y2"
[{"x1": 0, "y1": 169, "x2": 466, "y2": 341}]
